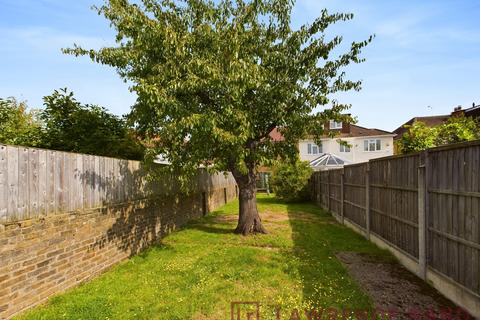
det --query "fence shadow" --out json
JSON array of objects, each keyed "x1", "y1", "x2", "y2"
[
  {"x1": 79, "y1": 161, "x2": 222, "y2": 258},
  {"x1": 272, "y1": 198, "x2": 377, "y2": 312}
]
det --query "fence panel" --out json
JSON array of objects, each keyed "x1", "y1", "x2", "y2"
[
  {"x1": 328, "y1": 169, "x2": 342, "y2": 216},
  {"x1": 309, "y1": 140, "x2": 480, "y2": 302},
  {"x1": 319, "y1": 171, "x2": 329, "y2": 208},
  {"x1": 369, "y1": 154, "x2": 420, "y2": 259},
  {"x1": 0, "y1": 144, "x2": 237, "y2": 224},
  {"x1": 427, "y1": 143, "x2": 480, "y2": 294},
  {"x1": 343, "y1": 163, "x2": 367, "y2": 228}
]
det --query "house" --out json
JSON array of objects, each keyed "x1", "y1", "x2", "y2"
[
  {"x1": 298, "y1": 121, "x2": 395, "y2": 170},
  {"x1": 256, "y1": 121, "x2": 393, "y2": 189}
]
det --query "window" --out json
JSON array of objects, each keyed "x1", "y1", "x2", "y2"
[
  {"x1": 339, "y1": 144, "x2": 351, "y2": 152},
  {"x1": 329, "y1": 120, "x2": 342, "y2": 129},
  {"x1": 307, "y1": 143, "x2": 322, "y2": 155},
  {"x1": 364, "y1": 139, "x2": 381, "y2": 151}
]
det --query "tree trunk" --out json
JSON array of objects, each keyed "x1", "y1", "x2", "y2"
[{"x1": 234, "y1": 178, "x2": 267, "y2": 236}]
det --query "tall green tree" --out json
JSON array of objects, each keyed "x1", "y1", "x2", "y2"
[
  {"x1": 0, "y1": 98, "x2": 42, "y2": 147},
  {"x1": 41, "y1": 88, "x2": 145, "y2": 160},
  {"x1": 65, "y1": 0, "x2": 370, "y2": 235}
]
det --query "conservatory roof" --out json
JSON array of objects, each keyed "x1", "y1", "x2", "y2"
[{"x1": 309, "y1": 153, "x2": 349, "y2": 167}]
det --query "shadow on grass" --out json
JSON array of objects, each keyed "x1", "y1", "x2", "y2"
[
  {"x1": 184, "y1": 224, "x2": 235, "y2": 235},
  {"x1": 258, "y1": 196, "x2": 384, "y2": 312}
]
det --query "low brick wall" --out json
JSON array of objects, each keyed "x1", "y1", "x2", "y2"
[{"x1": 0, "y1": 185, "x2": 237, "y2": 319}]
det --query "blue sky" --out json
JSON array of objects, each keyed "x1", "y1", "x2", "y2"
[{"x1": 1, "y1": 0, "x2": 479, "y2": 131}]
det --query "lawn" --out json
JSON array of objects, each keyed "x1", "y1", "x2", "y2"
[{"x1": 17, "y1": 194, "x2": 392, "y2": 320}]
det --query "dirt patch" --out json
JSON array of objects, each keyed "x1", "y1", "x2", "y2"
[
  {"x1": 213, "y1": 211, "x2": 326, "y2": 225},
  {"x1": 261, "y1": 210, "x2": 328, "y2": 223},
  {"x1": 213, "y1": 211, "x2": 291, "y2": 224},
  {"x1": 336, "y1": 252, "x2": 473, "y2": 319},
  {"x1": 212, "y1": 215, "x2": 237, "y2": 224},
  {"x1": 261, "y1": 211, "x2": 290, "y2": 222}
]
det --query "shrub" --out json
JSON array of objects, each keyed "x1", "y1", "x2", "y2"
[{"x1": 270, "y1": 160, "x2": 313, "y2": 202}]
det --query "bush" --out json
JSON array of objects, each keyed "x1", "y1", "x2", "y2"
[{"x1": 270, "y1": 160, "x2": 313, "y2": 202}]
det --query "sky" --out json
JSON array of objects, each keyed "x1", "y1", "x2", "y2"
[{"x1": 1, "y1": 0, "x2": 479, "y2": 131}]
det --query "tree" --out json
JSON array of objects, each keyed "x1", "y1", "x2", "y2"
[
  {"x1": 397, "y1": 115, "x2": 479, "y2": 154},
  {"x1": 435, "y1": 114, "x2": 479, "y2": 145},
  {"x1": 65, "y1": 0, "x2": 371, "y2": 235},
  {"x1": 270, "y1": 159, "x2": 313, "y2": 202},
  {"x1": 40, "y1": 88, "x2": 145, "y2": 160},
  {"x1": 396, "y1": 121, "x2": 437, "y2": 154},
  {"x1": 0, "y1": 97, "x2": 42, "y2": 147}
]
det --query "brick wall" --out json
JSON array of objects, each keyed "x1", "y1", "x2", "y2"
[{"x1": 0, "y1": 185, "x2": 237, "y2": 319}]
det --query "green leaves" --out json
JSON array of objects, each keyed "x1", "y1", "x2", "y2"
[
  {"x1": 0, "y1": 98, "x2": 42, "y2": 147},
  {"x1": 270, "y1": 159, "x2": 313, "y2": 202},
  {"x1": 397, "y1": 122, "x2": 437, "y2": 154},
  {"x1": 65, "y1": 0, "x2": 371, "y2": 180},
  {"x1": 39, "y1": 88, "x2": 145, "y2": 160},
  {"x1": 397, "y1": 115, "x2": 480, "y2": 154},
  {"x1": 435, "y1": 115, "x2": 479, "y2": 145}
]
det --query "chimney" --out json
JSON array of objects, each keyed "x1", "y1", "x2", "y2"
[
  {"x1": 451, "y1": 105, "x2": 464, "y2": 117},
  {"x1": 341, "y1": 113, "x2": 351, "y2": 134}
]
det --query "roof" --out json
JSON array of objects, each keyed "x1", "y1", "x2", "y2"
[
  {"x1": 465, "y1": 104, "x2": 480, "y2": 118},
  {"x1": 334, "y1": 124, "x2": 393, "y2": 138},
  {"x1": 268, "y1": 127, "x2": 285, "y2": 142},
  {"x1": 392, "y1": 115, "x2": 450, "y2": 138},
  {"x1": 309, "y1": 153, "x2": 349, "y2": 168},
  {"x1": 268, "y1": 124, "x2": 393, "y2": 142},
  {"x1": 393, "y1": 103, "x2": 480, "y2": 140}
]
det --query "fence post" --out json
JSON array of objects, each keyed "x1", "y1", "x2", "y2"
[
  {"x1": 418, "y1": 152, "x2": 427, "y2": 280},
  {"x1": 340, "y1": 169, "x2": 345, "y2": 225},
  {"x1": 365, "y1": 162, "x2": 371, "y2": 240}
]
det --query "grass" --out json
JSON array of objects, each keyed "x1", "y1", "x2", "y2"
[{"x1": 17, "y1": 194, "x2": 393, "y2": 320}]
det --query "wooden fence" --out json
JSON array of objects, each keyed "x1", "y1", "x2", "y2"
[
  {"x1": 0, "y1": 144, "x2": 236, "y2": 224},
  {"x1": 310, "y1": 140, "x2": 480, "y2": 306}
]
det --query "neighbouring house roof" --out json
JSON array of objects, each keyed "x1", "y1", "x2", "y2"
[
  {"x1": 393, "y1": 103, "x2": 480, "y2": 140},
  {"x1": 268, "y1": 124, "x2": 393, "y2": 142},
  {"x1": 331, "y1": 124, "x2": 393, "y2": 138},
  {"x1": 465, "y1": 104, "x2": 480, "y2": 118},
  {"x1": 268, "y1": 127, "x2": 285, "y2": 142},
  {"x1": 393, "y1": 115, "x2": 450, "y2": 139}
]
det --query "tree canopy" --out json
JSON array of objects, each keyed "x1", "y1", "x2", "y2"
[
  {"x1": 0, "y1": 89, "x2": 145, "y2": 160},
  {"x1": 0, "y1": 98, "x2": 42, "y2": 147},
  {"x1": 65, "y1": 0, "x2": 371, "y2": 234},
  {"x1": 40, "y1": 88, "x2": 145, "y2": 160},
  {"x1": 397, "y1": 115, "x2": 480, "y2": 154}
]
